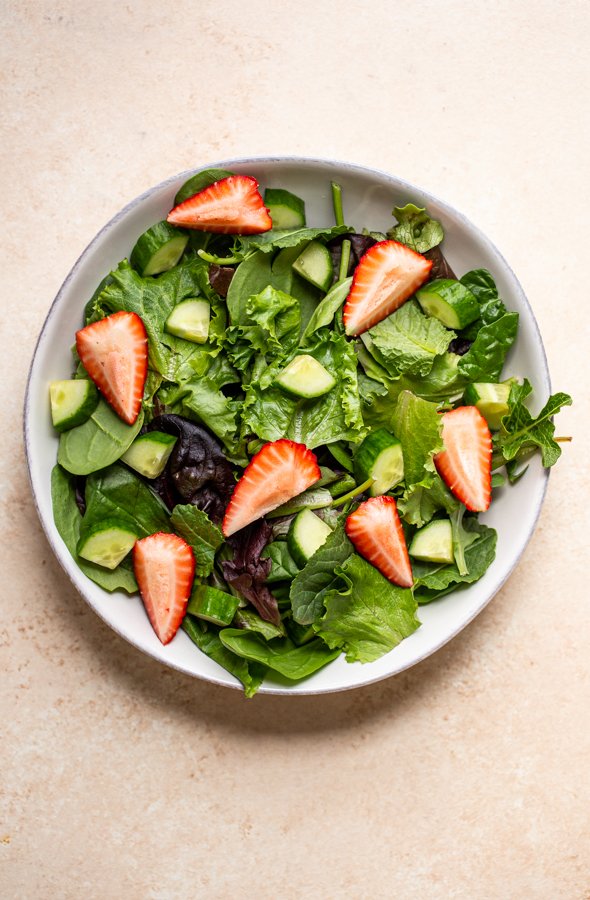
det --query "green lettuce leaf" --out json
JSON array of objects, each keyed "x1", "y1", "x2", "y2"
[
  {"x1": 51, "y1": 465, "x2": 137, "y2": 593},
  {"x1": 494, "y1": 379, "x2": 573, "y2": 468},
  {"x1": 170, "y1": 505, "x2": 223, "y2": 577},
  {"x1": 242, "y1": 331, "x2": 365, "y2": 448},
  {"x1": 290, "y1": 525, "x2": 353, "y2": 625},
  {"x1": 398, "y1": 473, "x2": 457, "y2": 527},
  {"x1": 388, "y1": 203, "x2": 444, "y2": 253},
  {"x1": 219, "y1": 629, "x2": 341, "y2": 680},
  {"x1": 391, "y1": 390, "x2": 443, "y2": 487},
  {"x1": 182, "y1": 617, "x2": 266, "y2": 698},
  {"x1": 315, "y1": 554, "x2": 420, "y2": 663},
  {"x1": 226, "y1": 285, "x2": 300, "y2": 374},
  {"x1": 363, "y1": 301, "x2": 454, "y2": 378}
]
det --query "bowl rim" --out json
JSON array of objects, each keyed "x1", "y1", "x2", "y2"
[{"x1": 23, "y1": 155, "x2": 551, "y2": 695}]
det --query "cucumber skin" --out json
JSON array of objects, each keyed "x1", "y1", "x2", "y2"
[
  {"x1": 130, "y1": 221, "x2": 188, "y2": 276},
  {"x1": 264, "y1": 188, "x2": 306, "y2": 228},
  {"x1": 354, "y1": 429, "x2": 404, "y2": 495},
  {"x1": 50, "y1": 379, "x2": 99, "y2": 432},
  {"x1": 187, "y1": 584, "x2": 240, "y2": 626},
  {"x1": 287, "y1": 509, "x2": 332, "y2": 567},
  {"x1": 76, "y1": 518, "x2": 138, "y2": 569},
  {"x1": 416, "y1": 279, "x2": 480, "y2": 329},
  {"x1": 121, "y1": 432, "x2": 177, "y2": 479},
  {"x1": 292, "y1": 241, "x2": 333, "y2": 292}
]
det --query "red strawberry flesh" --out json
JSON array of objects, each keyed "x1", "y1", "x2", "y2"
[
  {"x1": 133, "y1": 533, "x2": 195, "y2": 645},
  {"x1": 222, "y1": 439, "x2": 321, "y2": 537},
  {"x1": 434, "y1": 406, "x2": 492, "y2": 512},
  {"x1": 75, "y1": 311, "x2": 147, "y2": 425},
  {"x1": 167, "y1": 175, "x2": 272, "y2": 234},
  {"x1": 345, "y1": 496, "x2": 413, "y2": 588},
  {"x1": 343, "y1": 240, "x2": 432, "y2": 336}
]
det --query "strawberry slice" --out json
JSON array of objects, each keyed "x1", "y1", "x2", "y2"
[
  {"x1": 345, "y1": 496, "x2": 413, "y2": 588},
  {"x1": 76, "y1": 311, "x2": 147, "y2": 425},
  {"x1": 434, "y1": 406, "x2": 492, "y2": 512},
  {"x1": 222, "y1": 439, "x2": 321, "y2": 537},
  {"x1": 343, "y1": 240, "x2": 432, "y2": 335},
  {"x1": 133, "y1": 533, "x2": 195, "y2": 645},
  {"x1": 167, "y1": 175, "x2": 272, "y2": 234}
]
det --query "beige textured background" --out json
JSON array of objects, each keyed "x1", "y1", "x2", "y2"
[{"x1": 1, "y1": 1, "x2": 588, "y2": 897}]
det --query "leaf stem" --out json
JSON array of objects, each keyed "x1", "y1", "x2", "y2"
[
  {"x1": 330, "y1": 477, "x2": 374, "y2": 508},
  {"x1": 331, "y1": 181, "x2": 345, "y2": 227},
  {"x1": 555, "y1": 436, "x2": 572, "y2": 443},
  {"x1": 339, "y1": 239, "x2": 351, "y2": 282},
  {"x1": 198, "y1": 249, "x2": 243, "y2": 265}
]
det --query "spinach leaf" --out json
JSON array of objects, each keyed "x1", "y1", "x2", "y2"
[
  {"x1": 80, "y1": 464, "x2": 170, "y2": 543},
  {"x1": 170, "y1": 505, "x2": 223, "y2": 577},
  {"x1": 388, "y1": 203, "x2": 444, "y2": 253},
  {"x1": 232, "y1": 609, "x2": 286, "y2": 640},
  {"x1": 262, "y1": 541, "x2": 301, "y2": 583},
  {"x1": 51, "y1": 465, "x2": 137, "y2": 593},
  {"x1": 413, "y1": 521, "x2": 497, "y2": 603},
  {"x1": 363, "y1": 301, "x2": 454, "y2": 377},
  {"x1": 219, "y1": 630, "x2": 341, "y2": 680},
  {"x1": 242, "y1": 331, "x2": 364, "y2": 448},
  {"x1": 238, "y1": 224, "x2": 352, "y2": 254},
  {"x1": 494, "y1": 380, "x2": 573, "y2": 467},
  {"x1": 459, "y1": 268, "x2": 498, "y2": 304},
  {"x1": 57, "y1": 400, "x2": 144, "y2": 476},
  {"x1": 182, "y1": 616, "x2": 265, "y2": 698},
  {"x1": 174, "y1": 168, "x2": 234, "y2": 206},
  {"x1": 226, "y1": 250, "x2": 273, "y2": 325},
  {"x1": 300, "y1": 277, "x2": 352, "y2": 344},
  {"x1": 457, "y1": 312, "x2": 519, "y2": 382},
  {"x1": 315, "y1": 554, "x2": 420, "y2": 663},
  {"x1": 290, "y1": 525, "x2": 353, "y2": 625}
]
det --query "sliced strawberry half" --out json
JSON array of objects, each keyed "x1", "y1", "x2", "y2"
[
  {"x1": 222, "y1": 439, "x2": 321, "y2": 537},
  {"x1": 76, "y1": 311, "x2": 147, "y2": 425},
  {"x1": 133, "y1": 533, "x2": 195, "y2": 645},
  {"x1": 345, "y1": 496, "x2": 413, "y2": 588},
  {"x1": 434, "y1": 406, "x2": 492, "y2": 512},
  {"x1": 343, "y1": 240, "x2": 432, "y2": 336},
  {"x1": 167, "y1": 175, "x2": 272, "y2": 234}
]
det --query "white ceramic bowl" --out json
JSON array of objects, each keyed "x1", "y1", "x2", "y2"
[{"x1": 24, "y1": 157, "x2": 550, "y2": 694}]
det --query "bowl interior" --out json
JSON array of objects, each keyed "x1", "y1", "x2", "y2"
[{"x1": 25, "y1": 157, "x2": 550, "y2": 694}]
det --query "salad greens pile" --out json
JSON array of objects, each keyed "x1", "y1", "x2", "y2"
[{"x1": 50, "y1": 167, "x2": 572, "y2": 696}]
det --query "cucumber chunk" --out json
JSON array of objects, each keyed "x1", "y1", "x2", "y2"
[
  {"x1": 287, "y1": 509, "x2": 333, "y2": 567},
  {"x1": 165, "y1": 299, "x2": 210, "y2": 343},
  {"x1": 264, "y1": 188, "x2": 306, "y2": 228},
  {"x1": 49, "y1": 379, "x2": 99, "y2": 432},
  {"x1": 463, "y1": 382, "x2": 511, "y2": 430},
  {"x1": 416, "y1": 279, "x2": 480, "y2": 330},
  {"x1": 130, "y1": 221, "x2": 189, "y2": 276},
  {"x1": 77, "y1": 519, "x2": 138, "y2": 569},
  {"x1": 121, "y1": 431, "x2": 177, "y2": 479},
  {"x1": 354, "y1": 428, "x2": 404, "y2": 496},
  {"x1": 275, "y1": 354, "x2": 336, "y2": 399},
  {"x1": 292, "y1": 241, "x2": 333, "y2": 292},
  {"x1": 409, "y1": 519, "x2": 454, "y2": 564},
  {"x1": 187, "y1": 584, "x2": 240, "y2": 626}
]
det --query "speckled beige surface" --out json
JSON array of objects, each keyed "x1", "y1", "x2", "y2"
[{"x1": 1, "y1": 2, "x2": 589, "y2": 897}]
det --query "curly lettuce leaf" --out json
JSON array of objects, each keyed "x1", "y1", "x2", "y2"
[
  {"x1": 494, "y1": 380, "x2": 573, "y2": 468},
  {"x1": 388, "y1": 203, "x2": 444, "y2": 253},
  {"x1": 226, "y1": 285, "x2": 300, "y2": 374},
  {"x1": 238, "y1": 224, "x2": 352, "y2": 254},
  {"x1": 314, "y1": 554, "x2": 420, "y2": 663},
  {"x1": 362, "y1": 301, "x2": 454, "y2": 378},
  {"x1": 242, "y1": 331, "x2": 365, "y2": 448}
]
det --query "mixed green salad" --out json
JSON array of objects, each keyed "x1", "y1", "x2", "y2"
[{"x1": 49, "y1": 167, "x2": 572, "y2": 696}]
